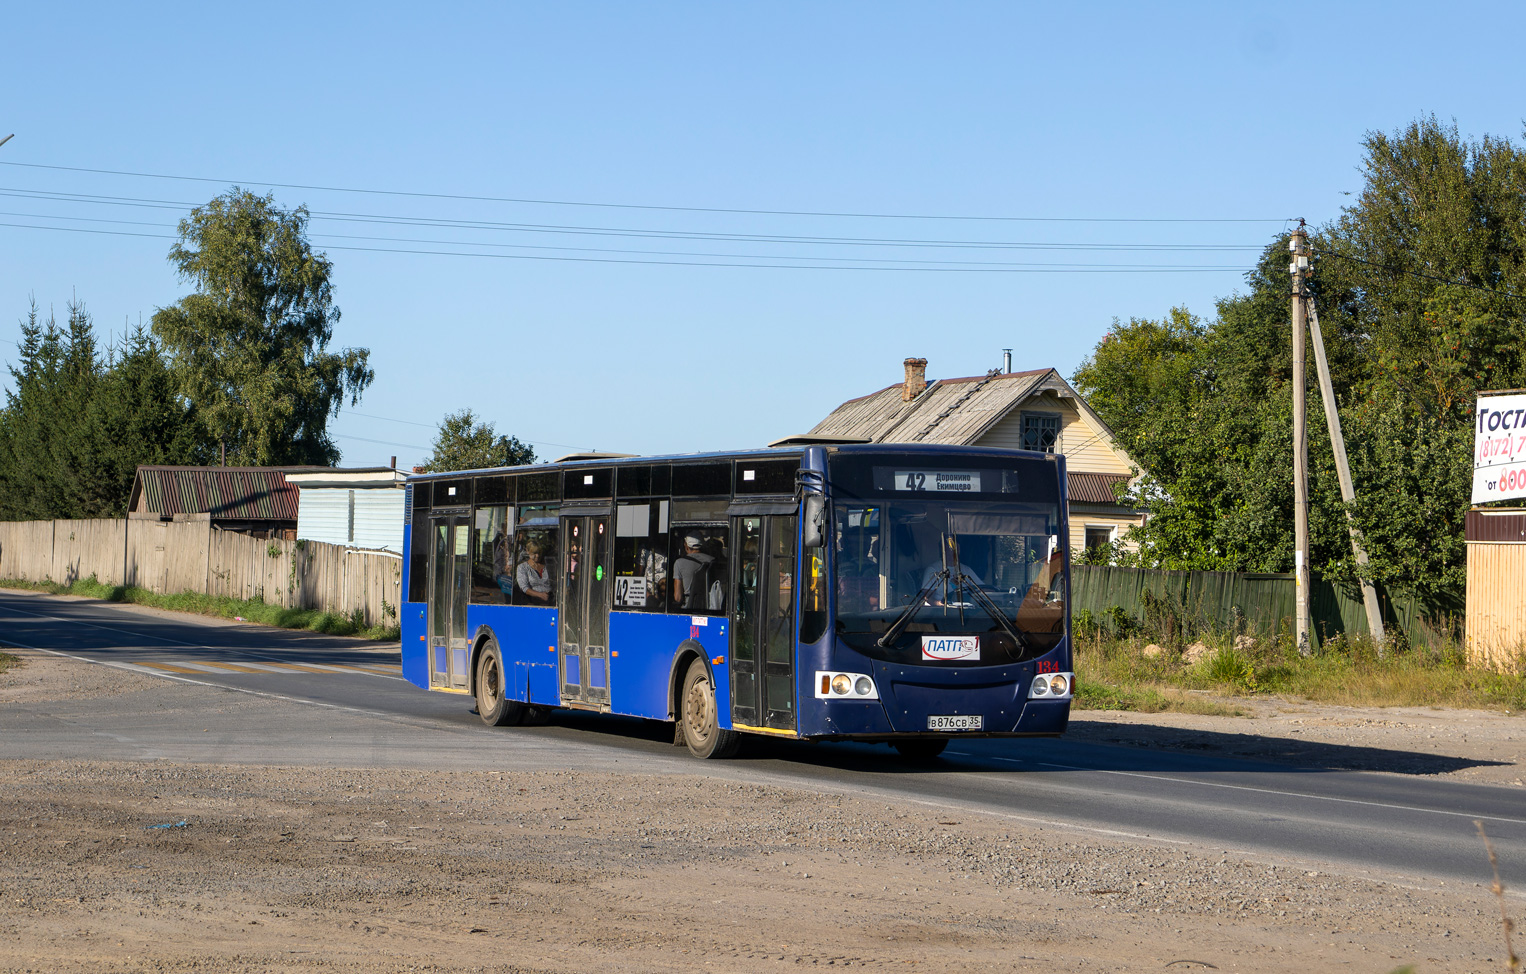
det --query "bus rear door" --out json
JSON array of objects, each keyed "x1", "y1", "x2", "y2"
[{"x1": 428, "y1": 514, "x2": 471, "y2": 692}]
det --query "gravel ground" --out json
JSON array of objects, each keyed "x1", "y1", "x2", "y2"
[{"x1": 2, "y1": 650, "x2": 1523, "y2": 973}]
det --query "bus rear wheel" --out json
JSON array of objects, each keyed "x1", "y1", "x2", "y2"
[
  {"x1": 893, "y1": 739, "x2": 947, "y2": 762},
  {"x1": 681, "y1": 658, "x2": 740, "y2": 759},
  {"x1": 475, "y1": 639, "x2": 525, "y2": 727}
]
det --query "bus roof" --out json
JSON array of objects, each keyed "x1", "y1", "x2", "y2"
[{"x1": 404, "y1": 441, "x2": 1059, "y2": 483}]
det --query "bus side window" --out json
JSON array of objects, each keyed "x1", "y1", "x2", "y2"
[
  {"x1": 510, "y1": 525, "x2": 558, "y2": 607},
  {"x1": 614, "y1": 502, "x2": 669, "y2": 612},
  {"x1": 471, "y1": 505, "x2": 513, "y2": 604},
  {"x1": 670, "y1": 525, "x2": 727, "y2": 615}
]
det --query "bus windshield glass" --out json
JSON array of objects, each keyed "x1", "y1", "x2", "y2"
[{"x1": 829, "y1": 454, "x2": 1066, "y2": 663}]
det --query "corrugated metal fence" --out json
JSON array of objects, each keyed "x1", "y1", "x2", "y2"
[
  {"x1": 1070, "y1": 565, "x2": 1459, "y2": 648},
  {"x1": 0, "y1": 517, "x2": 400, "y2": 628}
]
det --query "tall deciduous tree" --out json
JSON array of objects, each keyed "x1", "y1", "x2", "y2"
[
  {"x1": 421, "y1": 409, "x2": 536, "y2": 473},
  {"x1": 1074, "y1": 117, "x2": 1526, "y2": 604},
  {"x1": 151, "y1": 190, "x2": 373, "y2": 466}
]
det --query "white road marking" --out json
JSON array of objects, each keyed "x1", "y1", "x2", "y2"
[
  {"x1": 1035, "y1": 760, "x2": 1526, "y2": 827},
  {"x1": 0, "y1": 637, "x2": 405, "y2": 722},
  {"x1": 0, "y1": 599, "x2": 403, "y2": 679}
]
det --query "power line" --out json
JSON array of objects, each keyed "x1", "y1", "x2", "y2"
[
  {"x1": 5, "y1": 211, "x2": 1257, "y2": 269},
  {"x1": 1319, "y1": 249, "x2": 1525, "y2": 301},
  {"x1": 0, "y1": 221, "x2": 1251, "y2": 272},
  {"x1": 0, "y1": 159, "x2": 1290, "y2": 224},
  {"x1": 0, "y1": 209, "x2": 1265, "y2": 267},
  {"x1": 0, "y1": 188, "x2": 1266, "y2": 252},
  {"x1": 331, "y1": 432, "x2": 429, "y2": 451},
  {"x1": 344, "y1": 409, "x2": 436, "y2": 429}
]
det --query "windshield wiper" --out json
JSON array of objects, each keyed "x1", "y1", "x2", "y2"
[
  {"x1": 954, "y1": 571, "x2": 1031, "y2": 652},
  {"x1": 876, "y1": 570, "x2": 946, "y2": 649}
]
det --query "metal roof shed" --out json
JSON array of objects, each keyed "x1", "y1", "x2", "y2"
[
  {"x1": 127, "y1": 466, "x2": 319, "y2": 538},
  {"x1": 285, "y1": 468, "x2": 407, "y2": 554}
]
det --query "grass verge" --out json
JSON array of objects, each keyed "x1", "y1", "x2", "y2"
[
  {"x1": 0, "y1": 576, "x2": 400, "y2": 642},
  {"x1": 1074, "y1": 631, "x2": 1526, "y2": 714},
  {"x1": 0, "y1": 650, "x2": 20, "y2": 675}
]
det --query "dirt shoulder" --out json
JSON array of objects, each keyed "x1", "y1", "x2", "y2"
[{"x1": 2, "y1": 650, "x2": 1523, "y2": 973}]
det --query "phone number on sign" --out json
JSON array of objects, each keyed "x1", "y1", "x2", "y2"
[{"x1": 1484, "y1": 468, "x2": 1526, "y2": 494}]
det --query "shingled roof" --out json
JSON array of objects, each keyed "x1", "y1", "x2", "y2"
[
  {"x1": 806, "y1": 362, "x2": 1147, "y2": 511},
  {"x1": 810, "y1": 367, "x2": 1066, "y2": 444},
  {"x1": 128, "y1": 466, "x2": 326, "y2": 522}
]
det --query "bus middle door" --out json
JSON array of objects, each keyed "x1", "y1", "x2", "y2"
[{"x1": 559, "y1": 515, "x2": 612, "y2": 709}]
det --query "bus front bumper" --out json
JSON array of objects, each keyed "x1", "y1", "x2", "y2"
[{"x1": 804, "y1": 660, "x2": 1071, "y2": 740}]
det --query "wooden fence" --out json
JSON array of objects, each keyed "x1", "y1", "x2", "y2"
[
  {"x1": 0, "y1": 517, "x2": 401, "y2": 628},
  {"x1": 1070, "y1": 564, "x2": 1460, "y2": 649}
]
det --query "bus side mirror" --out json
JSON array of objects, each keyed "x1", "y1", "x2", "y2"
[{"x1": 802, "y1": 494, "x2": 826, "y2": 548}]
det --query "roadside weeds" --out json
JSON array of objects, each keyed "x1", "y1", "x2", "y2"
[{"x1": 1075, "y1": 632, "x2": 1526, "y2": 715}]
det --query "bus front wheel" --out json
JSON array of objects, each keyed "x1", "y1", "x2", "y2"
[
  {"x1": 681, "y1": 658, "x2": 740, "y2": 759},
  {"x1": 475, "y1": 639, "x2": 526, "y2": 727}
]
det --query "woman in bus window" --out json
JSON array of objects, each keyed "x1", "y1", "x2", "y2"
[{"x1": 517, "y1": 539, "x2": 555, "y2": 604}]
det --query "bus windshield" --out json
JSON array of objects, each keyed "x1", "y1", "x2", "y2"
[{"x1": 829, "y1": 455, "x2": 1066, "y2": 663}]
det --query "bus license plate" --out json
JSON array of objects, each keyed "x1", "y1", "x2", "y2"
[{"x1": 927, "y1": 715, "x2": 982, "y2": 731}]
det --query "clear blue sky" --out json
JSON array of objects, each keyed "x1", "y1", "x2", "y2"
[{"x1": 4, "y1": 2, "x2": 1524, "y2": 468}]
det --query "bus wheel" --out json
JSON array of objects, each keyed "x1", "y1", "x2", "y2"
[
  {"x1": 475, "y1": 639, "x2": 525, "y2": 727},
  {"x1": 681, "y1": 659, "x2": 740, "y2": 759},
  {"x1": 893, "y1": 739, "x2": 947, "y2": 762}
]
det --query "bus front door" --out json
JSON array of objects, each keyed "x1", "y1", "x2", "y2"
[
  {"x1": 559, "y1": 515, "x2": 612, "y2": 708},
  {"x1": 428, "y1": 514, "x2": 471, "y2": 692},
  {"x1": 730, "y1": 515, "x2": 798, "y2": 731}
]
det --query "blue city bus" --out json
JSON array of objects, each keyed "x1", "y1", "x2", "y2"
[{"x1": 400, "y1": 443, "x2": 1073, "y2": 760}]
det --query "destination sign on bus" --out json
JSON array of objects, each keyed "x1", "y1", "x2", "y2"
[{"x1": 892, "y1": 470, "x2": 983, "y2": 492}]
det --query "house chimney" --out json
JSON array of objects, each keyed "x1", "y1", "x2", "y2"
[
  {"x1": 390, "y1": 455, "x2": 397, "y2": 470},
  {"x1": 903, "y1": 357, "x2": 928, "y2": 401},
  {"x1": 1003, "y1": 348, "x2": 1012, "y2": 374}
]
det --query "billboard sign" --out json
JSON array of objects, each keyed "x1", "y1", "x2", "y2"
[{"x1": 1473, "y1": 392, "x2": 1526, "y2": 503}]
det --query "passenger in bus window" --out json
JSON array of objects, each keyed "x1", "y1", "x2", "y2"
[
  {"x1": 642, "y1": 546, "x2": 669, "y2": 611},
  {"x1": 672, "y1": 535, "x2": 714, "y2": 611},
  {"x1": 492, "y1": 530, "x2": 513, "y2": 602},
  {"x1": 517, "y1": 539, "x2": 555, "y2": 604}
]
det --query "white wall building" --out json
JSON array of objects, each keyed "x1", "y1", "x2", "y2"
[{"x1": 285, "y1": 468, "x2": 408, "y2": 553}]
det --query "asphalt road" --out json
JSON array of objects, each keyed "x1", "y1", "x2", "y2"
[{"x1": 3, "y1": 588, "x2": 1521, "y2": 891}]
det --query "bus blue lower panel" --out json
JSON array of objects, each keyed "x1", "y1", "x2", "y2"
[
  {"x1": 468, "y1": 604, "x2": 560, "y2": 706},
  {"x1": 402, "y1": 601, "x2": 428, "y2": 688},
  {"x1": 609, "y1": 612, "x2": 730, "y2": 725}
]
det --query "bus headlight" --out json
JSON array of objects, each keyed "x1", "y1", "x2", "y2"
[
  {"x1": 815, "y1": 672, "x2": 879, "y2": 700},
  {"x1": 1029, "y1": 672, "x2": 1073, "y2": 699}
]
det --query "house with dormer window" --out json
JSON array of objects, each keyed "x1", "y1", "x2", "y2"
[{"x1": 802, "y1": 358, "x2": 1148, "y2": 556}]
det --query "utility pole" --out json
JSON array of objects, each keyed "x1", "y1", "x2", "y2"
[
  {"x1": 1306, "y1": 295, "x2": 1386, "y2": 646},
  {"x1": 1290, "y1": 222, "x2": 1312, "y2": 656}
]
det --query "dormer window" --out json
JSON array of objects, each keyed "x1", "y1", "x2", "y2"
[{"x1": 1020, "y1": 412, "x2": 1059, "y2": 453}]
